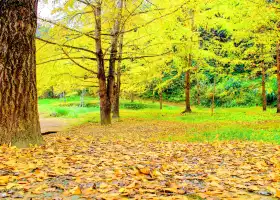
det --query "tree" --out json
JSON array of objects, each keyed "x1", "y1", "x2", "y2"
[
  {"x1": 0, "y1": 0, "x2": 43, "y2": 147},
  {"x1": 37, "y1": 0, "x2": 179, "y2": 124}
]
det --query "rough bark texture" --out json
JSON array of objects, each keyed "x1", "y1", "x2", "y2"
[
  {"x1": 112, "y1": 28, "x2": 124, "y2": 119},
  {"x1": 95, "y1": 2, "x2": 111, "y2": 125},
  {"x1": 261, "y1": 62, "x2": 267, "y2": 111},
  {"x1": 277, "y1": 42, "x2": 280, "y2": 113},
  {"x1": 0, "y1": 0, "x2": 43, "y2": 147}
]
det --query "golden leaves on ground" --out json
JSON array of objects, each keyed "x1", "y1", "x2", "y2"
[{"x1": 0, "y1": 122, "x2": 280, "y2": 199}]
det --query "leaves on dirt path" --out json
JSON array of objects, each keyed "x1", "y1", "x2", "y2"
[{"x1": 0, "y1": 122, "x2": 280, "y2": 199}]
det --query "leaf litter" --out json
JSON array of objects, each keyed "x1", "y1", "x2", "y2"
[{"x1": 0, "y1": 119, "x2": 280, "y2": 199}]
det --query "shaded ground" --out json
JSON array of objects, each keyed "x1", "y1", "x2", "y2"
[{"x1": 0, "y1": 119, "x2": 280, "y2": 199}]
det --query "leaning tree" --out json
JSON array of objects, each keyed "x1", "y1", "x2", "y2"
[{"x1": 0, "y1": 0, "x2": 43, "y2": 147}]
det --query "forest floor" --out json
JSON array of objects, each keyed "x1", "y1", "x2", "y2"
[
  {"x1": 0, "y1": 119, "x2": 280, "y2": 199},
  {"x1": 1, "y1": 98, "x2": 280, "y2": 199}
]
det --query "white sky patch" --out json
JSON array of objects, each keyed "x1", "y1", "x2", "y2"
[{"x1": 38, "y1": 1, "x2": 53, "y2": 18}]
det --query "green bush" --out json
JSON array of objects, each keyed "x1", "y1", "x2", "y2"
[
  {"x1": 122, "y1": 103, "x2": 148, "y2": 110},
  {"x1": 52, "y1": 108, "x2": 70, "y2": 117}
]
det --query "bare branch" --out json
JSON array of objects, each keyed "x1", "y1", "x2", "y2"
[
  {"x1": 37, "y1": 37, "x2": 97, "y2": 55},
  {"x1": 122, "y1": 3, "x2": 188, "y2": 34},
  {"x1": 39, "y1": 18, "x2": 96, "y2": 40},
  {"x1": 120, "y1": 51, "x2": 172, "y2": 61},
  {"x1": 62, "y1": 48, "x2": 98, "y2": 74},
  {"x1": 37, "y1": 56, "x2": 96, "y2": 66}
]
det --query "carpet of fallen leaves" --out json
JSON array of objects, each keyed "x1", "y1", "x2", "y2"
[{"x1": 1, "y1": 119, "x2": 280, "y2": 199}]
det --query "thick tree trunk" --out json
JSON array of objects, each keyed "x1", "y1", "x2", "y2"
[
  {"x1": 112, "y1": 26, "x2": 124, "y2": 119},
  {"x1": 94, "y1": 2, "x2": 111, "y2": 125},
  {"x1": 277, "y1": 42, "x2": 280, "y2": 113},
  {"x1": 261, "y1": 63, "x2": 267, "y2": 111},
  {"x1": 0, "y1": 0, "x2": 43, "y2": 147}
]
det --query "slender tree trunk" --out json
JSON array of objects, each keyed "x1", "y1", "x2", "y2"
[
  {"x1": 196, "y1": 67, "x2": 200, "y2": 105},
  {"x1": 261, "y1": 62, "x2": 267, "y2": 111},
  {"x1": 277, "y1": 42, "x2": 280, "y2": 113},
  {"x1": 109, "y1": 0, "x2": 123, "y2": 112},
  {"x1": 63, "y1": 91, "x2": 66, "y2": 103},
  {"x1": 131, "y1": 93, "x2": 134, "y2": 103},
  {"x1": 80, "y1": 89, "x2": 85, "y2": 107},
  {"x1": 160, "y1": 91, "x2": 163, "y2": 110},
  {"x1": 112, "y1": 27, "x2": 124, "y2": 119},
  {"x1": 197, "y1": 82, "x2": 201, "y2": 105},
  {"x1": 183, "y1": 9, "x2": 194, "y2": 113},
  {"x1": 51, "y1": 86, "x2": 54, "y2": 98},
  {"x1": 184, "y1": 54, "x2": 192, "y2": 113},
  {"x1": 94, "y1": 2, "x2": 111, "y2": 125},
  {"x1": 211, "y1": 77, "x2": 216, "y2": 116},
  {"x1": 0, "y1": 0, "x2": 43, "y2": 147}
]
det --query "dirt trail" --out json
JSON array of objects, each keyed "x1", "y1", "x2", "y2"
[{"x1": 40, "y1": 117, "x2": 72, "y2": 133}]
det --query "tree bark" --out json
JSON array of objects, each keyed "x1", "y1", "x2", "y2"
[
  {"x1": 277, "y1": 42, "x2": 280, "y2": 113},
  {"x1": 112, "y1": 26, "x2": 124, "y2": 119},
  {"x1": 183, "y1": 9, "x2": 194, "y2": 113},
  {"x1": 94, "y1": 2, "x2": 111, "y2": 125},
  {"x1": 109, "y1": 0, "x2": 123, "y2": 111},
  {"x1": 261, "y1": 62, "x2": 267, "y2": 111},
  {"x1": 0, "y1": 0, "x2": 43, "y2": 147}
]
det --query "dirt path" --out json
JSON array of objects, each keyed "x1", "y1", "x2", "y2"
[{"x1": 40, "y1": 117, "x2": 72, "y2": 133}]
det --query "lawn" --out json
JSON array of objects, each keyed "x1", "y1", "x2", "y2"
[{"x1": 38, "y1": 96, "x2": 280, "y2": 144}]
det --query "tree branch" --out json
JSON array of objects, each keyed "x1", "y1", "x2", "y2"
[
  {"x1": 37, "y1": 56, "x2": 96, "y2": 66},
  {"x1": 37, "y1": 37, "x2": 97, "y2": 55},
  {"x1": 39, "y1": 18, "x2": 96, "y2": 40},
  {"x1": 62, "y1": 48, "x2": 98, "y2": 74}
]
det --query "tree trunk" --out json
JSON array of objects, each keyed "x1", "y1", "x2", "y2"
[
  {"x1": 261, "y1": 62, "x2": 267, "y2": 111},
  {"x1": 277, "y1": 42, "x2": 280, "y2": 113},
  {"x1": 196, "y1": 68, "x2": 200, "y2": 105},
  {"x1": 131, "y1": 93, "x2": 135, "y2": 103},
  {"x1": 183, "y1": 9, "x2": 194, "y2": 114},
  {"x1": 112, "y1": 26, "x2": 124, "y2": 119},
  {"x1": 197, "y1": 82, "x2": 201, "y2": 105},
  {"x1": 94, "y1": 2, "x2": 111, "y2": 125},
  {"x1": 160, "y1": 91, "x2": 163, "y2": 110},
  {"x1": 80, "y1": 89, "x2": 85, "y2": 107},
  {"x1": 0, "y1": 0, "x2": 43, "y2": 147},
  {"x1": 50, "y1": 86, "x2": 54, "y2": 98},
  {"x1": 184, "y1": 54, "x2": 192, "y2": 113},
  {"x1": 211, "y1": 77, "x2": 216, "y2": 116}
]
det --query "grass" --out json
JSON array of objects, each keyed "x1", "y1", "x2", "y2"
[{"x1": 38, "y1": 96, "x2": 280, "y2": 144}]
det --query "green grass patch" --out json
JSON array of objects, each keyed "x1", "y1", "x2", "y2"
[{"x1": 39, "y1": 97, "x2": 280, "y2": 144}]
